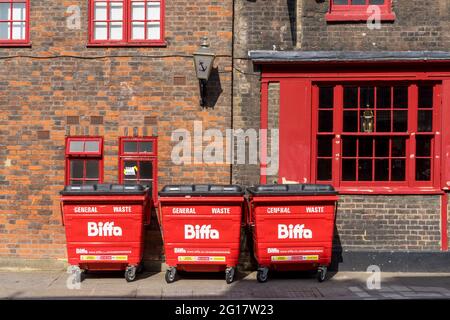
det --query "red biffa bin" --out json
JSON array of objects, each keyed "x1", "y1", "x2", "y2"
[
  {"x1": 247, "y1": 184, "x2": 338, "y2": 283},
  {"x1": 158, "y1": 185, "x2": 245, "y2": 284},
  {"x1": 60, "y1": 184, "x2": 152, "y2": 282}
]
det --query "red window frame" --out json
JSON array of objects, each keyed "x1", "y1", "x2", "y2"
[
  {"x1": 118, "y1": 137, "x2": 158, "y2": 203},
  {"x1": 88, "y1": 0, "x2": 165, "y2": 46},
  {"x1": 0, "y1": 0, "x2": 30, "y2": 46},
  {"x1": 65, "y1": 137, "x2": 104, "y2": 186},
  {"x1": 311, "y1": 82, "x2": 441, "y2": 190},
  {"x1": 326, "y1": 0, "x2": 395, "y2": 22}
]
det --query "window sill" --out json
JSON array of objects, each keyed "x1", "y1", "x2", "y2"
[
  {"x1": 0, "y1": 42, "x2": 32, "y2": 48},
  {"x1": 336, "y1": 186, "x2": 443, "y2": 195},
  {"x1": 87, "y1": 41, "x2": 167, "y2": 48},
  {"x1": 326, "y1": 12, "x2": 396, "y2": 22}
]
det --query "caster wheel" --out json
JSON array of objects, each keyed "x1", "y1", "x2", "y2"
[
  {"x1": 225, "y1": 267, "x2": 235, "y2": 284},
  {"x1": 256, "y1": 267, "x2": 269, "y2": 283},
  {"x1": 317, "y1": 267, "x2": 327, "y2": 283},
  {"x1": 165, "y1": 267, "x2": 177, "y2": 284},
  {"x1": 125, "y1": 266, "x2": 137, "y2": 282}
]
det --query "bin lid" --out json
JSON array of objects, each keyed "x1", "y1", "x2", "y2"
[
  {"x1": 159, "y1": 184, "x2": 244, "y2": 197},
  {"x1": 60, "y1": 184, "x2": 150, "y2": 195},
  {"x1": 247, "y1": 184, "x2": 337, "y2": 196}
]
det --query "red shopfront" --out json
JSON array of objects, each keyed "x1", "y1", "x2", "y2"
[{"x1": 251, "y1": 51, "x2": 450, "y2": 252}]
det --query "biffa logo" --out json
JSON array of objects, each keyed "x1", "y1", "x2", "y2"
[
  {"x1": 278, "y1": 224, "x2": 312, "y2": 239},
  {"x1": 185, "y1": 225, "x2": 220, "y2": 240},
  {"x1": 88, "y1": 222, "x2": 123, "y2": 237}
]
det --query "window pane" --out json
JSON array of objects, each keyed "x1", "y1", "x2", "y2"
[
  {"x1": 318, "y1": 110, "x2": 333, "y2": 132},
  {"x1": 94, "y1": 22, "x2": 107, "y2": 40},
  {"x1": 131, "y1": 22, "x2": 145, "y2": 40},
  {"x1": 147, "y1": 1, "x2": 161, "y2": 20},
  {"x1": 376, "y1": 110, "x2": 391, "y2": 132},
  {"x1": 393, "y1": 110, "x2": 408, "y2": 132},
  {"x1": 394, "y1": 86, "x2": 408, "y2": 108},
  {"x1": 358, "y1": 160, "x2": 372, "y2": 181},
  {"x1": 147, "y1": 22, "x2": 160, "y2": 40},
  {"x1": 0, "y1": 22, "x2": 10, "y2": 40},
  {"x1": 110, "y1": 2, "x2": 123, "y2": 20},
  {"x1": 343, "y1": 111, "x2": 358, "y2": 132},
  {"x1": 86, "y1": 160, "x2": 99, "y2": 179},
  {"x1": 376, "y1": 87, "x2": 391, "y2": 109},
  {"x1": 139, "y1": 161, "x2": 153, "y2": 180},
  {"x1": 0, "y1": 3, "x2": 10, "y2": 20},
  {"x1": 418, "y1": 86, "x2": 433, "y2": 108},
  {"x1": 85, "y1": 180, "x2": 98, "y2": 185},
  {"x1": 123, "y1": 161, "x2": 138, "y2": 178},
  {"x1": 124, "y1": 141, "x2": 138, "y2": 153},
  {"x1": 369, "y1": 0, "x2": 384, "y2": 4},
  {"x1": 317, "y1": 159, "x2": 332, "y2": 181},
  {"x1": 70, "y1": 180, "x2": 83, "y2": 185},
  {"x1": 416, "y1": 136, "x2": 432, "y2": 157},
  {"x1": 319, "y1": 87, "x2": 333, "y2": 109},
  {"x1": 375, "y1": 159, "x2": 389, "y2": 181},
  {"x1": 344, "y1": 87, "x2": 358, "y2": 109},
  {"x1": 358, "y1": 137, "x2": 373, "y2": 157},
  {"x1": 12, "y1": 22, "x2": 25, "y2": 40},
  {"x1": 94, "y1": 2, "x2": 107, "y2": 20},
  {"x1": 360, "y1": 87, "x2": 374, "y2": 108},
  {"x1": 391, "y1": 137, "x2": 406, "y2": 157},
  {"x1": 342, "y1": 137, "x2": 357, "y2": 157},
  {"x1": 342, "y1": 159, "x2": 356, "y2": 181},
  {"x1": 110, "y1": 22, "x2": 123, "y2": 40},
  {"x1": 375, "y1": 137, "x2": 389, "y2": 157},
  {"x1": 131, "y1": 2, "x2": 145, "y2": 20},
  {"x1": 334, "y1": 0, "x2": 348, "y2": 4},
  {"x1": 351, "y1": 0, "x2": 366, "y2": 4},
  {"x1": 69, "y1": 141, "x2": 84, "y2": 152},
  {"x1": 317, "y1": 136, "x2": 333, "y2": 157},
  {"x1": 418, "y1": 110, "x2": 433, "y2": 132},
  {"x1": 12, "y1": 3, "x2": 26, "y2": 21},
  {"x1": 140, "y1": 141, "x2": 153, "y2": 153},
  {"x1": 416, "y1": 159, "x2": 431, "y2": 181},
  {"x1": 70, "y1": 160, "x2": 84, "y2": 179},
  {"x1": 85, "y1": 141, "x2": 100, "y2": 152},
  {"x1": 391, "y1": 159, "x2": 406, "y2": 181}
]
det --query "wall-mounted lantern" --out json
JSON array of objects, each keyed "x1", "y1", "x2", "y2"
[
  {"x1": 193, "y1": 37, "x2": 216, "y2": 107},
  {"x1": 361, "y1": 109, "x2": 374, "y2": 133}
]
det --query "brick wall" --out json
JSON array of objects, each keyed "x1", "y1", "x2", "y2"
[
  {"x1": 0, "y1": 1, "x2": 233, "y2": 266},
  {"x1": 335, "y1": 195, "x2": 442, "y2": 251},
  {"x1": 301, "y1": 0, "x2": 450, "y2": 51}
]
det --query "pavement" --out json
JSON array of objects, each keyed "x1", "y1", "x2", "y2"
[{"x1": 1, "y1": 270, "x2": 450, "y2": 300}]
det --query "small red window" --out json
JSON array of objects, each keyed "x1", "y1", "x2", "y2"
[
  {"x1": 326, "y1": 0, "x2": 395, "y2": 22},
  {"x1": 65, "y1": 137, "x2": 104, "y2": 185},
  {"x1": 0, "y1": 0, "x2": 30, "y2": 46},
  {"x1": 89, "y1": 0, "x2": 165, "y2": 46},
  {"x1": 119, "y1": 137, "x2": 158, "y2": 202}
]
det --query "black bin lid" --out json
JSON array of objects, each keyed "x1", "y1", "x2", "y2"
[
  {"x1": 247, "y1": 184, "x2": 337, "y2": 196},
  {"x1": 159, "y1": 184, "x2": 244, "y2": 197},
  {"x1": 60, "y1": 184, "x2": 150, "y2": 195}
]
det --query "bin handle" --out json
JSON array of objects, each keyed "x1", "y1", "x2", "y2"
[
  {"x1": 60, "y1": 202, "x2": 65, "y2": 226},
  {"x1": 245, "y1": 198, "x2": 254, "y2": 227}
]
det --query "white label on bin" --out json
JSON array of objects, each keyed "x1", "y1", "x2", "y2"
[
  {"x1": 184, "y1": 225, "x2": 219, "y2": 240},
  {"x1": 74, "y1": 206, "x2": 98, "y2": 213},
  {"x1": 278, "y1": 224, "x2": 312, "y2": 239},
  {"x1": 211, "y1": 208, "x2": 230, "y2": 214},
  {"x1": 178, "y1": 256, "x2": 225, "y2": 262},
  {"x1": 271, "y1": 255, "x2": 318, "y2": 262},
  {"x1": 88, "y1": 222, "x2": 123, "y2": 237},
  {"x1": 172, "y1": 208, "x2": 196, "y2": 214},
  {"x1": 113, "y1": 206, "x2": 132, "y2": 213},
  {"x1": 267, "y1": 207, "x2": 291, "y2": 214},
  {"x1": 306, "y1": 207, "x2": 325, "y2": 213}
]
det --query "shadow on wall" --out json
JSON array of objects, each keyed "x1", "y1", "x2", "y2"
[
  {"x1": 287, "y1": 0, "x2": 297, "y2": 47},
  {"x1": 204, "y1": 67, "x2": 223, "y2": 109}
]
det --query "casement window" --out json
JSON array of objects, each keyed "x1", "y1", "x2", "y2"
[
  {"x1": 119, "y1": 137, "x2": 158, "y2": 202},
  {"x1": 89, "y1": 0, "x2": 165, "y2": 46},
  {"x1": 0, "y1": 0, "x2": 29, "y2": 45},
  {"x1": 313, "y1": 83, "x2": 440, "y2": 188},
  {"x1": 326, "y1": 0, "x2": 395, "y2": 22},
  {"x1": 65, "y1": 137, "x2": 104, "y2": 185}
]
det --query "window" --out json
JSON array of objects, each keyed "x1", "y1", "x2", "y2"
[
  {"x1": 313, "y1": 83, "x2": 440, "y2": 188},
  {"x1": 119, "y1": 137, "x2": 158, "y2": 202},
  {"x1": 65, "y1": 137, "x2": 104, "y2": 185},
  {"x1": 89, "y1": 0, "x2": 165, "y2": 46},
  {"x1": 0, "y1": 0, "x2": 29, "y2": 45},
  {"x1": 326, "y1": 0, "x2": 395, "y2": 22}
]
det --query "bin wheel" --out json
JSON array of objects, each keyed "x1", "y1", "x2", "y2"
[
  {"x1": 165, "y1": 267, "x2": 177, "y2": 284},
  {"x1": 225, "y1": 267, "x2": 235, "y2": 284},
  {"x1": 256, "y1": 267, "x2": 269, "y2": 283},
  {"x1": 317, "y1": 267, "x2": 327, "y2": 283},
  {"x1": 125, "y1": 266, "x2": 137, "y2": 282}
]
